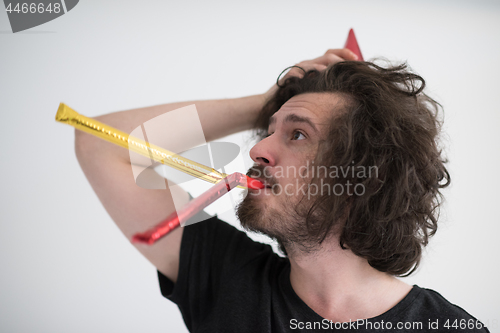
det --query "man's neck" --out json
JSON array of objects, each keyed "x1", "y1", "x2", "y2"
[{"x1": 287, "y1": 240, "x2": 412, "y2": 323}]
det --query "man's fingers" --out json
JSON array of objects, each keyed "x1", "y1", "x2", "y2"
[
  {"x1": 276, "y1": 66, "x2": 305, "y2": 84},
  {"x1": 311, "y1": 63, "x2": 328, "y2": 72},
  {"x1": 277, "y1": 48, "x2": 357, "y2": 85},
  {"x1": 312, "y1": 53, "x2": 345, "y2": 66},
  {"x1": 325, "y1": 48, "x2": 358, "y2": 61},
  {"x1": 287, "y1": 63, "x2": 327, "y2": 78},
  {"x1": 300, "y1": 50, "x2": 354, "y2": 68}
]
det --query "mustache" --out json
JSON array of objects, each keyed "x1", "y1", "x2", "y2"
[{"x1": 246, "y1": 164, "x2": 278, "y2": 187}]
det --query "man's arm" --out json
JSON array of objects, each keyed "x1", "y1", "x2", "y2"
[
  {"x1": 75, "y1": 96, "x2": 264, "y2": 283},
  {"x1": 74, "y1": 48, "x2": 358, "y2": 283}
]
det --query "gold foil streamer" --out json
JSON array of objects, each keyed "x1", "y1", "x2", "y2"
[{"x1": 55, "y1": 103, "x2": 230, "y2": 185}]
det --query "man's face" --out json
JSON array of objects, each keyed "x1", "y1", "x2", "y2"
[{"x1": 237, "y1": 92, "x2": 345, "y2": 250}]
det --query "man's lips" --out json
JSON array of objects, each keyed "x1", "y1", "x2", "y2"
[
  {"x1": 247, "y1": 177, "x2": 273, "y2": 190},
  {"x1": 245, "y1": 176, "x2": 266, "y2": 190}
]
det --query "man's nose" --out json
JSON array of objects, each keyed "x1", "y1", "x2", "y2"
[{"x1": 250, "y1": 136, "x2": 277, "y2": 166}]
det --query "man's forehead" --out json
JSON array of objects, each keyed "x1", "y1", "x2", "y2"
[{"x1": 270, "y1": 92, "x2": 344, "y2": 123}]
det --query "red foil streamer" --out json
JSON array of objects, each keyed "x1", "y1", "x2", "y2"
[{"x1": 131, "y1": 173, "x2": 264, "y2": 245}]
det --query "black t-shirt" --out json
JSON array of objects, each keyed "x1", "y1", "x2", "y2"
[{"x1": 158, "y1": 215, "x2": 489, "y2": 332}]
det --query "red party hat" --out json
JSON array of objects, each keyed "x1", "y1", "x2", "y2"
[{"x1": 344, "y1": 28, "x2": 364, "y2": 61}]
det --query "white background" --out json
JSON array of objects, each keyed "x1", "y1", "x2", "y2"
[{"x1": 1, "y1": 0, "x2": 499, "y2": 332}]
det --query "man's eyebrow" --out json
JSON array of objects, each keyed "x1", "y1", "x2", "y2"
[{"x1": 269, "y1": 113, "x2": 319, "y2": 133}]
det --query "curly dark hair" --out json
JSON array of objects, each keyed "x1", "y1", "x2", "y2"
[{"x1": 254, "y1": 61, "x2": 450, "y2": 276}]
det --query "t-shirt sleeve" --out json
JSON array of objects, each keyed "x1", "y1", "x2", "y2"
[
  {"x1": 157, "y1": 214, "x2": 273, "y2": 331},
  {"x1": 419, "y1": 288, "x2": 491, "y2": 333}
]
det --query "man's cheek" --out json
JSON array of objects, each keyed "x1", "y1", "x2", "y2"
[
  {"x1": 284, "y1": 183, "x2": 295, "y2": 196},
  {"x1": 279, "y1": 179, "x2": 308, "y2": 198}
]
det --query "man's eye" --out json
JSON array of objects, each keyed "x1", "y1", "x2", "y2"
[{"x1": 292, "y1": 131, "x2": 306, "y2": 140}]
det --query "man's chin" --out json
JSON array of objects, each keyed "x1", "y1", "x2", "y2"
[
  {"x1": 237, "y1": 194, "x2": 287, "y2": 243},
  {"x1": 236, "y1": 194, "x2": 264, "y2": 231},
  {"x1": 237, "y1": 191, "x2": 326, "y2": 255}
]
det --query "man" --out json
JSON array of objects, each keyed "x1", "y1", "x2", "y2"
[{"x1": 75, "y1": 49, "x2": 488, "y2": 332}]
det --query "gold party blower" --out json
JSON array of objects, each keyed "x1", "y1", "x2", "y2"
[{"x1": 55, "y1": 103, "x2": 264, "y2": 245}]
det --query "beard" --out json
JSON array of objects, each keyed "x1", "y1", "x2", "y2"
[{"x1": 236, "y1": 165, "x2": 323, "y2": 254}]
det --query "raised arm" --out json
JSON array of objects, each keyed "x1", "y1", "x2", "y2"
[{"x1": 75, "y1": 96, "x2": 264, "y2": 282}]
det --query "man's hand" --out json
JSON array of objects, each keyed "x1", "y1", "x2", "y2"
[{"x1": 263, "y1": 48, "x2": 359, "y2": 102}]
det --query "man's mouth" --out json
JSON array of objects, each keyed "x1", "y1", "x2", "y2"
[{"x1": 251, "y1": 177, "x2": 273, "y2": 189}]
